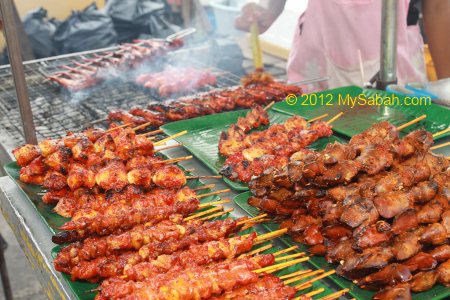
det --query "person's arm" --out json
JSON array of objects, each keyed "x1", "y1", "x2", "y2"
[
  {"x1": 423, "y1": 0, "x2": 450, "y2": 79},
  {"x1": 235, "y1": 0, "x2": 286, "y2": 33}
]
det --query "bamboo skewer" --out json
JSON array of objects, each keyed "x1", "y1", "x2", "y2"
[
  {"x1": 153, "y1": 130, "x2": 188, "y2": 146},
  {"x1": 274, "y1": 252, "x2": 306, "y2": 262},
  {"x1": 326, "y1": 112, "x2": 344, "y2": 125},
  {"x1": 308, "y1": 113, "x2": 329, "y2": 123},
  {"x1": 242, "y1": 218, "x2": 270, "y2": 229},
  {"x1": 295, "y1": 270, "x2": 336, "y2": 290},
  {"x1": 200, "y1": 208, "x2": 234, "y2": 220},
  {"x1": 264, "y1": 101, "x2": 275, "y2": 111},
  {"x1": 186, "y1": 175, "x2": 222, "y2": 179},
  {"x1": 142, "y1": 129, "x2": 163, "y2": 136},
  {"x1": 105, "y1": 123, "x2": 131, "y2": 133},
  {"x1": 237, "y1": 214, "x2": 268, "y2": 226},
  {"x1": 198, "y1": 200, "x2": 230, "y2": 208},
  {"x1": 279, "y1": 269, "x2": 312, "y2": 280},
  {"x1": 256, "y1": 257, "x2": 310, "y2": 274},
  {"x1": 132, "y1": 122, "x2": 153, "y2": 131},
  {"x1": 156, "y1": 156, "x2": 193, "y2": 165},
  {"x1": 242, "y1": 244, "x2": 274, "y2": 257},
  {"x1": 254, "y1": 228, "x2": 288, "y2": 244},
  {"x1": 432, "y1": 127, "x2": 450, "y2": 139},
  {"x1": 396, "y1": 114, "x2": 426, "y2": 130},
  {"x1": 197, "y1": 189, "x2": 230, "y2": 199},
  {"x1": 431, "y1": 141, "x2": 450, "y2": 150},
  {"x1": 155, "y1": 144, "x2": 183, "y2": 152},
  {"x1": 192, "y1": 184, "x2": 216, "y2": 191},
  {"x1": 271, "y1": 246, "x2": 299, "y2": 257},
  {"x1": 184, "y1": 206, "x2": 223, "y2": 221},
  {"x1": 296, "y1": 288, "x2": 325, "y2": 299},
  {"x1": 284, "y1": 269, "x2": 325, "y2": 285},
  {"x1": 318, "y1": 288, "x2": 350, "y2": 300}
]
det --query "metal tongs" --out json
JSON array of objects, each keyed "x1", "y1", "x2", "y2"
[{"x1": 165, "y1": 28, "x2": 197, "y2": 42}]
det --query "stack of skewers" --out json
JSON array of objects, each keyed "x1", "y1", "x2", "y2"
[
  {"x1": 247, "y1": 117, "x2": 450, "y2": 299},
  {"x1": 218, "y1": 105, "x2": 339, "y2": 183},
  {"x1": 46, "y1": 39, "x2": 184, "y2": 91},
  {"x1": 11, "y1": 122, "x2": 351, "y2": 299},
  {"x1": 107, "y1": 75, "x2": 302, "y2": 128}
]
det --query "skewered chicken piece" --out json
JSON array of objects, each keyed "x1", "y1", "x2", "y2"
[
  {"x1": 95, "y1": 254, "x2": 275, "y2": 300},
  {"x1": 211, "y1": 274, "x2": 297, "y2": 300},
  {"x1": 66, "y1": 226, "x2": 253, "y2": 281},
  {"x1": 109, "y1": 82, "x2": 302, "y2": 127},
  {"x1": 372, "y1": 283, "x2": 412, "y2": 300},
  {"x1": 136, "y1": 67, "x2": 217, "y2": 97},
  {"x1": 47, "y1": 39, "x2": 183, "y2": 91},
  {"x1": 220, "y1": 117, "x2": 333, "y2": 183},
  {"x1": 120, "y1": 233, "x2": 257, "y2": 282},
  {"x1": 57, "y1": 197, "x2": 200, "y2": 242},
  {"x1": 54, "y1": 217, "x2": 240, "y2": 270}
]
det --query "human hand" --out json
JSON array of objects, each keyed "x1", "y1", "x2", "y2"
[{"x1": 235, "y1": 3, "x2": 276, "y2": 33}]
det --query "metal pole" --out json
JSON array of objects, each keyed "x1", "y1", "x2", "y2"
[
  {"x1": 377, "y1": 0, "x2": 398, "y2": 90},
  {"x1": 0, "y1": 234, "x2": 13, "y2": 300},
  {"x1": 0, "y1": 0, "x2": 37, "y2": 144}
]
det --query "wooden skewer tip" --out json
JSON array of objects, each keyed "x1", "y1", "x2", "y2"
[
  {"x1": 326, "y1": 112, "x2": 344, "y2": 125},
  {"x1": 318, "y1": 288, "x2": 350, "y2": 300},
  {"x1": 308, "y1": 113, "x2": 329, "y2": 123},
  {"x1": 396, "y1": 114, "x2": 426, "y2": 131},
  {"x1": 272, "y1": 245, "x2": 299, "y2": 257}
]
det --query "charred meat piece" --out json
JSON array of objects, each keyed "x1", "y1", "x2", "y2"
[
  {"x1": 303, "y1": 224, "x2": 324, "y2": 246},
  {"x1": 374, "y1": 191, "x2": 413, "y2": 219},
  {"x1": 353, "y1": 221, "x2": 392, "y2": 250},
  {"x1": 417, "y1": 199, "x2": 443, "y2": 224},
  {"x1": 392, "y1": 209, "x2": 419, "y2": 235},
  {"x1": 391, "y1": 232, "x2": 421, "y2": 261},
  {"x1": 430, "y1": 245, "x2": 450, "y2": 263},
  {"x1": 356, "y1": 144, "x2": 393, "y2": 175},
  {"x1": 404, "y1": 252, "x2": 437, "y2": 272},
  {"x1": 441, "y1": 210, "x2": 450, "y2": 238},
  {"x1": 321, "y1": 224, "x2": 352, "y2": 242},
  {"x1": 410, "y1": 271, "x2": 439, "y2": 292},
  {"x1": 337, "y1": 247, "x2": 394, "y2": 280},
  {"x1": 372, "y1": 284, "x2": 412, "y2": 300},
  {"x1": 411, "y1": 181, "x2": 439, "y2": 203},
  {"x1": 308, "y1": 243, "x2": 327, "y2": 256},
  {"x1": 340, "y1": 197, "x2": 379, "y2": 228},
  {"x1": 326, "y1": 239, "x2": 356, "y2": 264},
  {"x1": 357, "y1": 263, "x2": 412, "y2": 290},
  {"x1": 418, "y1": 223, "x2": 448, "y2": 245},
  {"x1": 437, "y1": 259, "x2": 450, "y2": 286}
]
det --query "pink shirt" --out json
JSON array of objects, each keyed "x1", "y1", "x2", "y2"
[{"x1": 287, "y1": 0, "x2": 426, "y2": 92}]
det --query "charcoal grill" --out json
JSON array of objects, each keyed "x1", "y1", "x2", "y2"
[{"x1": 0, "y1": 47, "x2": 242, "y2": 161}]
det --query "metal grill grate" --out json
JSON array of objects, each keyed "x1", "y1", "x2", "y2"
[{"x1": 0, "y1": 48, "x2": 241, "y2": 146}]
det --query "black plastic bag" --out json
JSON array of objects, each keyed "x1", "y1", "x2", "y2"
[
  {"x1": 104, "y1": 0, "x2": 179, "y2": 43},
  {"x1": 53, "y1": 3, "x2": 117, "y2": 54},
  {"x1": 23, "y1": 7, "x2": 59, "y2": 58}
]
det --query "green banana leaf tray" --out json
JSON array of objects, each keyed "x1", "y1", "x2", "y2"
[
  {"x1": 161, "y1": 109, "x2": 347, "y2": 191},
  {"x1": 272, "y1": 86, "x2": 450, "y2": 140},
  {"x1": 4, "y1": 160, "x2": 343, "y2": 300},
  {"x1": 3, "y1": 157, "x2": 220, "y2": 235},
  {"x1": 234, "y1": 191, "x2": 450, "y2": 300}
]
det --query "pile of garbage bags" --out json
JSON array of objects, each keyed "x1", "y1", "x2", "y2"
[{"x1": 3, "y1": 1, "x2": 181, "y2": 61}]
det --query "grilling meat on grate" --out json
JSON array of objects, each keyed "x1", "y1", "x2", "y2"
[
  {"x1": 47, "y1": 39, "x2": 183, "y2": 91},
  {"x1": 136, "y1": 67, "x2": 217, "y2": 97},
  {"x1": 108, "y1": 79, "x2": 302, "y2": 128}
]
